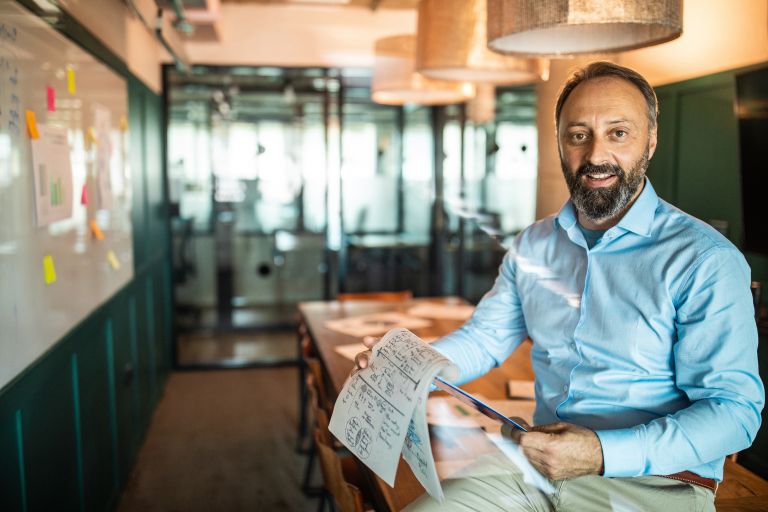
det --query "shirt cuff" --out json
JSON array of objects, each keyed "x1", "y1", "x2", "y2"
[{"x1": 595, "y1": 428, "x2": 645, "y2": 477}]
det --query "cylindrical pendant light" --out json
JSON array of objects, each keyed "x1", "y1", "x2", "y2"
[
  {"x1": 372, "y1": 35, "x2": 476, "y2": 106},
  {"x1": 466, "y1": 84, "x2": 497, "y2": 124},
  {"x1": 487, "y1": 0, "x2": 683, "y2": 56},
  {"x1": 416, "y1": 0, "x2": 547, "y2": 84}
]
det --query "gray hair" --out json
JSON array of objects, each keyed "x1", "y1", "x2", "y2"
[{"x1": 555, "y1": 61, "x2": 658, "y2": 131}]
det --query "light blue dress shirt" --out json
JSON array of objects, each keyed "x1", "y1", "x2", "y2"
[{"x1": 433, "y1": 179, "x2": 764, "y2": 480}]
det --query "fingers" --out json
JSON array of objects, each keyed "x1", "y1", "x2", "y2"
[
  {"x1": 500, "y1": 422, "x2": 525, "y2": 443},
  {"x1": 362, "y1": 336, "x2": 379, "y2": 349},
  {"x1": 353, "y1": 349, "x2": 372, "y2": 372}
]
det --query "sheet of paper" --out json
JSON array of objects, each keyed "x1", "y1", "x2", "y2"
[
  {"x1": 407, "y1": 302, "x2": 475, "y2": 321},
  {"x1": 329, "y1": 328, "x2": 457, "y2": 501},
  {"x1": 333, "y1": 336, "x2": 439, "y2": 362},
  {"x1": 31, "y1": 124, "x2": 74, "y2": 226},
  {"x1": 324, "y1": 311, "x2": 432, "y2": 338}
]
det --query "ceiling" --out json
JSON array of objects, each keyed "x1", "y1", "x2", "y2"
[{"x1": 219, "y1": 0, "x2": 420, "y2": 9}]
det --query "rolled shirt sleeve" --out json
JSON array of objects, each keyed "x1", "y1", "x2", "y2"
[
  {"x1": 596, "y1": 247, "x2": 764, "y2": 478},
  {"x1": 432, "y1": 245, "x2": 529, "y2": 385}
]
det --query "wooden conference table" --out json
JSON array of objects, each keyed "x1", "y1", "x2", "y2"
[{"x1": 298, "y1": 297, "x2": 768, "y2": 511}]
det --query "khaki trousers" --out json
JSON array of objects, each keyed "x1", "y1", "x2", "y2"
[{"x1": 404, "y1": 456, "x2": 715, "y2": 512}]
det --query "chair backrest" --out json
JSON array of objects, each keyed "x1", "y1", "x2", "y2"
[
  {"x1": 315, "y1": 428, "x2": 364, "y2": 512},
  {"x1": 305, "y1": 357, "x2": 333, "y2": 415},
  {"x1": 336, "y1": 290, "x2": 413, "y2": 302}
]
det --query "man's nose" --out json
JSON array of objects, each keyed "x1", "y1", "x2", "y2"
[{"x1": 586, "y1": 138, "x2": 610, "y2": 166}]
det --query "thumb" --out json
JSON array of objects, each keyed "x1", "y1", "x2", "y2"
[{"x1": 362, "y1": 336, "x2": 380, "y2": 349}]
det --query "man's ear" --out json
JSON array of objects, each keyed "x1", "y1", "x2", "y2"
[{"x1": 648, "y1": 127, "x2": 658, "y2": 160}]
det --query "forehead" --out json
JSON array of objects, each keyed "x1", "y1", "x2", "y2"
[{"x1": 559, "y1": 76, "x2": 648, "y2": 126}]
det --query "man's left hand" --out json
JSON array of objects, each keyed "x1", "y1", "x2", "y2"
[{"x1": 501, "y1": 421, "x2": 604, "y2": 480}]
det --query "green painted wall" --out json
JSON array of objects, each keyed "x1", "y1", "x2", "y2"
[
  {"x1": 648, "y1": 65, "x2": 768, "y2": 478},
  {"x1": 0, "y1": 10, "x2": 172, "y2": 512}
]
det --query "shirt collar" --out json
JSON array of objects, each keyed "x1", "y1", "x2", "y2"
[{"x1": 555, "y1": 178, "x2": 659, "y2": 237}]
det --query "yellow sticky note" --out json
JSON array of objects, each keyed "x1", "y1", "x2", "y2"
[
  {"x1": 67, "y1": 67, "x2": 76, "y2": 94},
  {"x1": 90, "y1": 220, "x2": 105, "y2": 241},
  {"x1": 119, "y1": 115, "x2": 128, "y2": 132},
  {"x1": 43, "y1": 255, "x2": 57, "y2": 284},
  {"x1": 85, "y1": 127, "x2": 97, "y2": 146},
  {"x1": 26, "y1": 110, "x2": 39, "y2": 140},
  {"x1": 107, "y1": 250, "x2": 120, "y2": 270}
]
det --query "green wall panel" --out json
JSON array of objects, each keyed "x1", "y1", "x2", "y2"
[
  {"x1": 0, "y1": 407, "x2": 23, "y2": 512},
  {"x1": 676, "y1": 83, "x2": 743, "y2": 245},
  {"x1": 76, "y1": 317, "x2": 117, "y2": 511}
]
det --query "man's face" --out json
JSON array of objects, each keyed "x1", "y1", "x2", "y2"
[{"x1": 558, "y1": 76, "x2": 657, "y2": 223}]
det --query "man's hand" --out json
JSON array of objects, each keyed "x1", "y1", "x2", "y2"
[
  {"x1": 351, "y1": 336, "x2": 379, "y2": 374},
  {"x1": 501, "y1": 421, "x2": 604, "y2": 480}
]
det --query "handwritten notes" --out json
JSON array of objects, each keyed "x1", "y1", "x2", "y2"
[
  {"x1": 324, "y1": 312, "x2": 432, "y2": 338},
  {"x1": 329, "y1": 328, "x2": 458, "y2": 501}
]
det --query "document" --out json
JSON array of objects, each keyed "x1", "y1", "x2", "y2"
[
  {"x1": 333, "y1": 336, "x2": 439, "y2": 362},
  {"x1": 329, "y1": 328, "x2": 458, "y2": 501},
  {"x1": 31, "y1": 124, "x2": 74, "y2": 226}
]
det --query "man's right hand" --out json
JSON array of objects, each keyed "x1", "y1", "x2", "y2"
[{"x1": 352, "y1": 335, "x2": 379, "y2": 374}]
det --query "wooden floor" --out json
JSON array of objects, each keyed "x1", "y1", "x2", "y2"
[{"x1": 117, "y1": 368, "x2": 317, "y2": 512}]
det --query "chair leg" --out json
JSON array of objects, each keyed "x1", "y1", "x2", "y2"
[
  {"x1": 296, "y1": 360, "x2": 309, "y2": 453},
  {"x1": 302, "y1": 437, "x2": 324, "y2": 496},
  {"x1": 316, "y1": 492, "x2": 327, "y2": 512}
]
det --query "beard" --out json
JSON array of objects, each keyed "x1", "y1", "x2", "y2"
[{"x1": 561, "y1": 147, "x2": 649, "y2": 222}]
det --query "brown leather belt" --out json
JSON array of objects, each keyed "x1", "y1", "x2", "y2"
[{"x1": 659, "y1": 471, "x2": 718, "y2": 493}]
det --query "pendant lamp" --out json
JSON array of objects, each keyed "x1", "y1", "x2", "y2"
[
  {"x1": 372, "y1": 35, "x2": 476, "y2": 106},
  {"x1": 487, "y1": 0, "x2": 683, "y2": 56},
  {"x1": 416, "y1": 0, "x2": 547, "y2": 84},
  {"x1": 466, "y1": 84, "x2": 497, "y2": 124}
]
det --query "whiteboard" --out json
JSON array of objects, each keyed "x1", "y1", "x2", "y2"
[{"x1": 0, "y1": 2, "x2": 133, "y2": 390}]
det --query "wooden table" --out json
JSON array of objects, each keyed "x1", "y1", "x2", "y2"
[{"x1": 299, "y1": 298, "x2": 768, "y2": 511}]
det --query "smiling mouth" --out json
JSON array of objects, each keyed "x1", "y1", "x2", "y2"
[{"x1": 583, "y1": 173, "x2": 617, "y2": 186}]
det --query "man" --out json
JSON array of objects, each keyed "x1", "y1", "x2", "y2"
[{"x1": 357, "y1": 61, "x2": 764, "y2": 511}]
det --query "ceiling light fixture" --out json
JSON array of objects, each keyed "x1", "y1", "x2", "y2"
[
  {"x1": 416, "y1": 0, "x2": 547, "y2": 84},
  {"x1": 487, "y1": 0, "x2": 683, "y2": 56},
  {"x1": 372, "y1": 35, "x2": 476, "y2": 106}
]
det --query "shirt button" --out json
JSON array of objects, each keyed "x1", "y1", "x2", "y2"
[{"x1": 563, "y1": 385, "x2": 568, "y2": 392}]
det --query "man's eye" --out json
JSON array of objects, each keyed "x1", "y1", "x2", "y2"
[
  {"x1": 614, "y1": 130, "x2": 627, "y2": 138},
  {"x1": 571, "y1": 133, "x2": 587, "y2": 142}
]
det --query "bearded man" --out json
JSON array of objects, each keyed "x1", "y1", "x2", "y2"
[{"x1": 359, "y1": 62, "x2": 764, "y2": 511}]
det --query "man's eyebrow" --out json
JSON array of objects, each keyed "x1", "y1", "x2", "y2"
[{"x1": 606, "y1": 118, "x2": 636, "y2": 125}]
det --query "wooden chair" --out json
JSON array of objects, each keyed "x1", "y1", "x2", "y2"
[
  {"x1": 336, "y1": 290, "x2": 413, "y2": 302},
  {"x1": 302, "y1": 369, "x2": 344, "y2": 495},
  {"x1": 315, "y1": 427, "x2": 366, "y2": 512}
]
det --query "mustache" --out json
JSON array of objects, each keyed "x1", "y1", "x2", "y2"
[{"x1": 576, "y1": 163, "x2": 624, "y2": 178}]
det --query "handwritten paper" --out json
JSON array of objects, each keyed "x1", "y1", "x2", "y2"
[
  {"x1": 329, "y1": 328, "x2": 458, "y2": 501},
  {"x1": 42, "y1": 255, "x2": 56, "y2": 285},
  {"x1": 324, "y1": 311, "x2": 432, "y2": 338},
  {"x1": 407, "y1": 302, "x2": 475, "y2": 321},
  {"x1": 334, "y1": 336, "x2": 440, "y2": 362},
  {"x1": 30, "y1": 125, "x2": 74, "y2": 226}
]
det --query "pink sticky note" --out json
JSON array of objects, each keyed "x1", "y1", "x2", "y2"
[{"x1": 47, "y1": 86, "x2": 55, "y2": 112}]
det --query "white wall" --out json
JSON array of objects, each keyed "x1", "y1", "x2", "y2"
[
  {"x1": 534, "y1": 0, "x2": 768, "y2": 219},
  {"x1": 183, "y1": 3, "x2": 416, "y2": 68}
]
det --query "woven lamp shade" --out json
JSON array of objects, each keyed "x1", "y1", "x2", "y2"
[
  {"x1": 487, "y1": 0, "x2": 683, "y2": 56},
  {"x1": 372, "y1": 35, "x2": 475, "y2": 106},
  {"x1": 416, "y1": 0, "x2": 547, "y2": 84}
]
